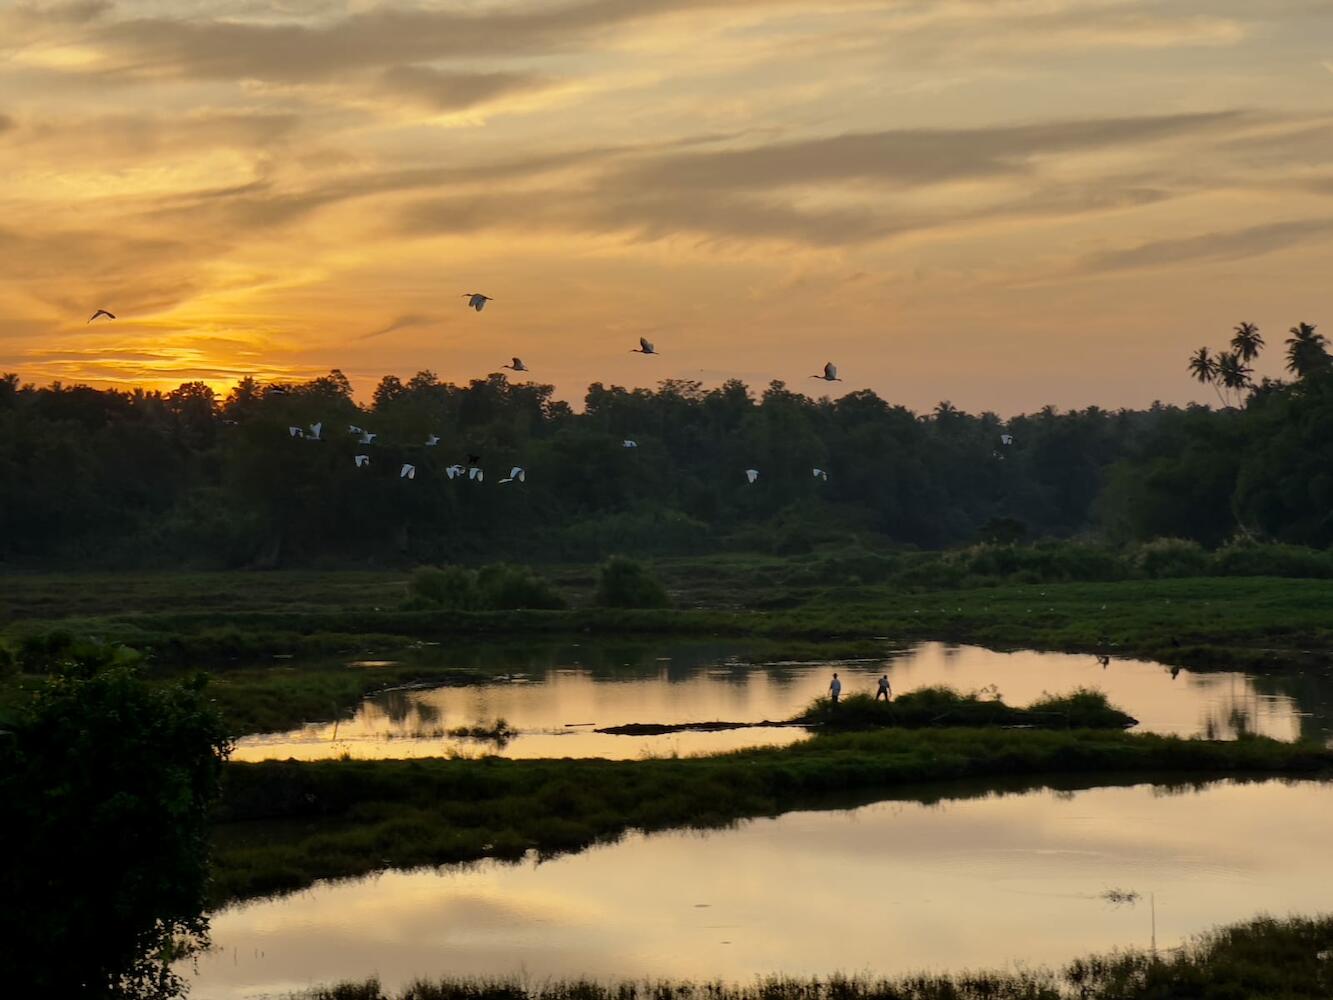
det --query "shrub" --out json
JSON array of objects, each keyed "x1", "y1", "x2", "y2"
[
  {"x1": 595, "y1": 556, "x2": 671, "y2": 609},
  {"x1": 1134, "y1": 537, "x2": 1209, "y2": 578},
  {"x1": 475, "y1": 563, "x2": 567, "y2": 610},
  {"x1": 408, "y1": 565, "x2": 479, "y2": 610},
  {"x1": 1213, "y1": 539, "x2": 1333, "y2": 579}
]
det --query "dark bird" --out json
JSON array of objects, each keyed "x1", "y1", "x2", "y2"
[
  {"x1": 462, "y1": 293, "x2": 492, "y2": 312},
  {"x1": 632, "y1": 336, "x2": 657, "y2": 355},
  {"x1": 467, "y1": 453, "x2": 481, "y2": 465},
  {"x1": 87, "y1": 309, "x2": 116, "y2": 323},
  {"x1": 810, "y1": 361, "x2": 841, "y2": 382},
  {"x1": 502, "y1": 357, "x2": 528, "y2": 372}
]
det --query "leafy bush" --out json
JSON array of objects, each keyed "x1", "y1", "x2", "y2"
[
  {"x1": 475, "y1": 563, "x2": 567, "y2": 610},
  {"x1": 595, "y1": 556, "x2": 671, "y2": 609},
  {"x1": 1212, "y1": 539, "x2": 1333, "y2": 579},
  {"x1": 408, "y1": 565, "x2": 479, "y2": 610},
  {"x1": 1133, "y1": 537, "x2": 1210, "y2": 578}
]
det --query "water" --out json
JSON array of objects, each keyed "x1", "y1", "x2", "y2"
[
  {"x1": 189, "y1": 778, "x2": 1333, "y2": 998},
  {"x1": 231, "y1": 641, "x2": 1328, "y2": 761}
]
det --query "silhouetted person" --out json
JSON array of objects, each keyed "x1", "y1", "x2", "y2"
[
  {"x1": 1170, "y1": 665, "x2": 1181, "y2": 680},
  {"x1": 875, "y1": 674, "x2": 891, "y2": 701},
  {"x1": 829, "y1": 672, "x2": 842, "y2": 704},
  {"x1": 1098, "y1": 654, "x2": 1110, "y2": 669}
]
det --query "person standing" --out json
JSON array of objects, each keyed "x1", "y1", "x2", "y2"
[
  {"x1": 829, "y1": 672, "x2": 842, "y2": 704},
  {"x1": 875, "y1": 674, "x2": 891, "y2": 701}
]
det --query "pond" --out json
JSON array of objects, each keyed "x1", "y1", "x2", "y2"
[
  {"x1": 188, "y1": 778, "x2": 1333, "y2": 998},
  {"x1": 231, "y1": 641, "x2": 1330, "y2": 761}
]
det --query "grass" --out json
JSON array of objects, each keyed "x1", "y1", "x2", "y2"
[
  {"x1": 210, "y1": 727, "x2": 1333, "y2": 904},
  {"x1": 291, "y1": 913, "x2": 1333, "y2": 1000},
  {"x1": 800, "y1": 688, "x2": 1137, "y2": 730}
]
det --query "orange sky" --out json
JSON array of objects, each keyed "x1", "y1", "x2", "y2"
[{"x1": 1, "y1": 0, "x2": 1331, "y2": 412}]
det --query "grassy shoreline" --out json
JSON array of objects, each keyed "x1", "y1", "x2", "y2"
[{"x1": 211, "y1": 727, "x2": 1333, "y2": 905}]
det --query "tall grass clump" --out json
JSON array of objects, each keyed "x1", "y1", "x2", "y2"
[
  {"x1": 595, "y1": 556, "x2": 671, "y2": 609},
  {"x1": 407, "y1": 563, "x2": 567, "y2": 611},
  {"x1": 1132, "y1": 538, "x2": 1210, "y2": 579},
  {"x1": 800, "y1": 687, "x2": 1135, "y2": 730}
]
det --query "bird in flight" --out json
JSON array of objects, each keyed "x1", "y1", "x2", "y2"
[
  {"x1": 499, "y1": 467, "x2": 526, "y2": 484},
  {"x1": 812, "y1": 468, "x2": 828, "y2": 480},
  {"x1": 288, "y1": 426, "x2": 304, "y2": 438},
  {"x1": 308, "y1": 422, "x2": 323, "y2": 441},
  {"x1": 266, "y1": 386, "x2": 289, "y2": 396},
  {"x1": 400, "y1": 464, "x2": 416, "y2": 480},
  {"x1": 1000, "y1": 433, "x2": 1014, "y2": 446},
  {"x1": 425, "y1": 434, "x2": 441, "y2": 447},
  {"x1": 445, "y1": 464, "x2": 465, "y2": 479},
  {"x1": 468, "y1": 467, "x2": 484, "y2": 482},
  {"x1": 623, "y1": 440, "x2": 638, "y2": 449},
  {"x1": 462, "y1": 293, "x2": 492, "y2": 312},
  {"x1": 632, "y1": 337, "x2": 657, "y2": 355},
  {"x1": 811, "y1": 362, "x2": 841, "y2": 382},
  {"x1": 502, "y1": 357, "x2": 528, "y2": 373},
  {"x1": 348, "y1": 424, "x2": 364, "y2": 435},
  {"x1": 745, "y1": 468, "x2": 759, "y2": 484},
  {"x1": 87, "y1": 309, "x2": 116, "y2": 324},
  {"x1": 354, "y1": 455, "x2": 370, "y2": 468},
  {"x1": 359, "y1": 431, "x2": 377, "y2": 445}
]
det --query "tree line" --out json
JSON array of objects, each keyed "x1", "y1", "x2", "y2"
[{"x1": 0, "y1": 321, "x2": 1328, "y2": 567}]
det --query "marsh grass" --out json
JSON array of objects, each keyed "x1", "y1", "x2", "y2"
[
  {"x1": 799, "y1": 688, "x2": 1136, "y2": 730},
  {"x1": 296, "y1": 914, "x2": 1333, "y2": 1000},
  {"x1": 211, "y1": 728, "x2": 1333, "y2": 904}
]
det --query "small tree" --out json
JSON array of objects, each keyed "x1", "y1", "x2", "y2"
[{"x1": 595, "y1": 556, "x2": 671, "y2": 608}]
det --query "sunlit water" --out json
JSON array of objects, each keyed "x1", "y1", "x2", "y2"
[
  {"x1": 231, "y1": 642, "x2": 1326, "y2": 761},
  {"x1": 189, "y1": 779, "x2": 1333, "y2": 999}
]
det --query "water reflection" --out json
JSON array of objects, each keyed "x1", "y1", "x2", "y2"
[
  {"x1": 189, "y1": 779, "x2": 1333, "y2": 999},
  {"x1": 232, "y1": 642, "x2": 1329, "y2": 761}
]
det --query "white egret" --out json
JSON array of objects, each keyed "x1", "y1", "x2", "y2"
[
  {"x1": 1000, "y1": 433, "x2": 1014, "y2": 446},
  {"x1": 810, "y1": 362, "x2": 841, "y2": 382},
  {"x1": 266, "y1": 386, "x2": 289, "y2": 396},
  {"x1": 87, "y1": 309, "x2": 116, "y2": 324},
  {"x1": 308, "y1": 422, "x2": 322, "y2": 441},
  {"x1": 425, "y1": 434, "x2": 441, "y2": 447},
  {"x1": 499, "y1": 467, "x2": 526, "y2": 484},
  {"x1": 359, "y1": 431, "x2": 377, "y2": 444},
  {"x1": 502, "y1": 357, "x2": 527, "y2": 372},
  {"x1": 288, "y1": 426, "x2": 303, "y2": 438},
  {"x1": 468, "y1": 467, "x2": 484, "y2": 482},
  {"x1": 812, "y1": 468, "x2": 828, "y2": 480},
  {"x1": 462, "y1": 293, "x2": 492, "y2": 312},
  {"x1": 445, "y1": 464, "x2": 465, "y2": 479},
  {"x1": 745, "y1": 468, "x2": 759, "y2": 484},
  {"x1": 631, "y1": 336, "x2": 657, "y2": 355},
  {"x1": 400, "y1": 464, "x2": 416, "y2": 480},
  {"x1": 623, "y1": 440, "x2": 638, "y2": 448},
  {"x1": 354, "y1": 455, "x2": 370, "y2": 468},
  {"x1": 348, "y1": 424, "x2": 364, "y2": 435}
]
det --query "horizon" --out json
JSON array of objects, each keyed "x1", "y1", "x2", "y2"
[{"x1": 2, "y1": 2, "x2": 1331, "y2": 413}]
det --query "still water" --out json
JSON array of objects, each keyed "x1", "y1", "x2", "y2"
[
  {"x1": 190, "y1": 779, "x2": 1333, "y2": 998},
  {"x1": 232, "y1": 642, "x2": 1325, "y2": 761}
]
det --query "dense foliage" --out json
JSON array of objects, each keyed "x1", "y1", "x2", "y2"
[
  {"x1": 1, "y1": 329, "x2": 1329, "y2": 567},
  {"x1": 0, "y1": 646, "x2": 231, "y2": 997}
]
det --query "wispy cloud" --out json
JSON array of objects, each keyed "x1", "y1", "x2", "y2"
[
  {"x1": 358, "y1": 313, "x2": 435, "y2": 341},
  {"x1": 1079, "y1": 218, "x2": 1333, "y2": 273}
]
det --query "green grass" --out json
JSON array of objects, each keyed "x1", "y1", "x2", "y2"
[
  {"x1": 291, "y1": 913, "x2": 1333, "y2": 1000},
  {"x1": 210, "y1": 727, "x2": 1333, "y2": 904},
  {"x1": 800, "y1": 688, "x2": 1137, "y2": 730}
]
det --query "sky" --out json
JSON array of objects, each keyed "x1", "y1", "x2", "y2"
[{"x1": 1, "y1": 0, "x2": 1331, "y2": 414}]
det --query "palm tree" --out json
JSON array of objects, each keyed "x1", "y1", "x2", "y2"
[
  {"x1": 1187, "y1": 346, "x2": 1217, "y2": 385},
  {"x1": 1215, "y1": 351, "x2": 1253, "y2": 406},
  {"x1": 1285, "y1": 322, "x2": 1331, "y2": 379},
  {"x1": 1230, "y1": 322, "x2": 1264, "y2": 362}
]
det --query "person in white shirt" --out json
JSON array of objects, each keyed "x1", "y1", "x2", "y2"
[
  {"x1": 829, "y1": 672, "x2": 842, "y2": 703},
  {"x1": 875, "y1": 674, "x2": 891, "y2": 701}
]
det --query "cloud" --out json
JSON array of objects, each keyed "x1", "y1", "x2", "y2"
[
  {"x1": 359, "y1": 313, "x2": 435, "y2": 341},
  {"x1": 0, "y1": 113, "x2": 13, "y2": 134},
  {"x1": 376, "y1": 65, "x2": 554, "y2": 113},
  {"x1": 1079, "y1": 218, "x2": 1333, "y2": 273}
]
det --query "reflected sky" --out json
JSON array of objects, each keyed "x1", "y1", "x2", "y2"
[
  {"x1": 190, "y1": 779, "x2": 1333, "y2": 999},
  {"x1": 231, "y1": 641, "x2": 1319, "y2": 761}
]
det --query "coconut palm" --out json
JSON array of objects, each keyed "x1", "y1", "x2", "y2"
[
  {"x1": 1285, "y1": 322, "x2": 1330, "y2": 379},
  {"x1": 1187, "y1": 346, "x2": 1217, "y2": 385},
  {"x1": 1215, "y1": 351, "x2": 1253, "y2": 406},
  {"x1": 1230, "y1": 322, "x2": 1264, "y2": 363}
]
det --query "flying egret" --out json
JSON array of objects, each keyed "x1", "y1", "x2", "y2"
[
  {"x1": 810, "y1": 362, "x2": 841, "y2": 382},
  {"x1": 1000, "y1": 433, "x2": 1014, "y2": 446},
  {"x1": 462, "y1": 293, "x2": 492, "y2": 312},
  {"x1": 812, "y1": 468, "x2": 828, "y2": 480},
  {"x1": 499, "y1": 467, "x2": 526, "y2": 484},
  {"x1": 745, "y1": 469, "x2": 759, "y2": 484},
  {"x1": 468, "y1": 467, "x2": 484, "y2": 482},
  {"x1": 445, "y1": 464, "x2": 465, "y2": 479},
  {"x1": 308, "y1": 422, "x2": 322, "y2": 441},
  {"x1": 425, "y1": 434, "x2": 440, "y2": 447},
  {"x1": 623, "y1": 440, "x2": 638, "y2": 448},
  {"x1": 631, "y1": 337, "x2": 657, "y2": 355},
  {"x1": 266, "y1": 386, "x2": 289, "y2": 396},
  {"x1": 359, "y1": 431, "x2": 377, "y2": 444},
  {"x1": 349, "y1": 424, "x2": 364, "y2": 435},
  {"x1": 288, "y1": 426, "x2": 304, "y2": 438},
  {"x1": 502, "y1": 357, "x2": 527, "y2": 372},
  {"x1": 354, "y1": 455, "x2": 370, "y2": 468},
  {"x1": 87, "y1": 309, "x2": 116, "y2": 324},
  {"x1": 400, "y1": 464, "x2": 416, "y2": 480}
]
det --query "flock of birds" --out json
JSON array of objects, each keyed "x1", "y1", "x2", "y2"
[{"x1": 85, "y1": 301, "x2": 1017, "y2": 487}]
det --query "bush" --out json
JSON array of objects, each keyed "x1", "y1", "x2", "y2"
[
  {"x1": 595, "y1": 556, "x2": 671, "y2": 609},
  {"x1": 1212, "y1": 539, "x2": 1333, "y2": 579},
  {"x1": 475, "y1": 563, "x2": 567, "y2": 610},
  {"x1": 408, "y1": 565, "x2": 479, "y2": 610},
  {"x1": 1133, "y1": 537, "x2": 1209, "y2": 578}
]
